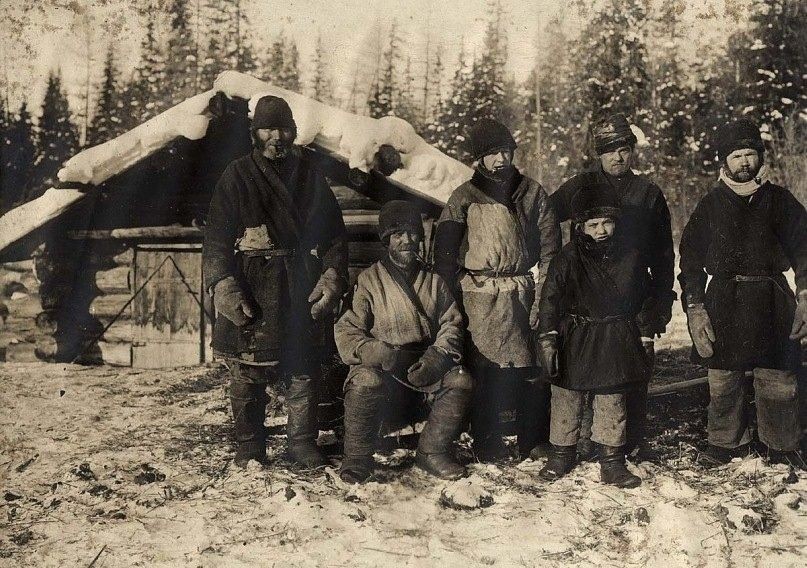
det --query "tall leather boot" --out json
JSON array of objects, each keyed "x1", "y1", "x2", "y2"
[
  {"x1": 471, "y1": 375, "x2": 509, "y2": 462},
  {"x1": 416, "y1": 385, "x2": 472, "y2": 480},
  {"x1": 516, "y1": 377, "x2": 551, "y2": 459},
  {"x1": 230, "y1": 381, "x2": 269, "y2": 468},
  {"x1": 341, "y1": 384, "x2": 384, "y2": 484},
  {"x1": 285, "y1": 377, "x2": 328, "y2": 468},
  {"x1": 538, "y1": 445, "x2": 577, "y2": 481},
  {"x1": 599, "y1": 444, "x2": 641, "y2": 488}
]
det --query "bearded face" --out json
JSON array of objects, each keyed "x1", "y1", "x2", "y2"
[
  {"x1": 253, "y1": 127, "x2": 295, "y2": 160},
  {"x1": 725, "y1": 148, "x2": 761, "y2": 182},
  {"x1": 386, "y1": 229, "x2": 422, "y2": 269}
]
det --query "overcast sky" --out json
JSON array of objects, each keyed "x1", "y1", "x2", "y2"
[{"x1": 0, "y1": 0, "x2": 752, "y2": 118}]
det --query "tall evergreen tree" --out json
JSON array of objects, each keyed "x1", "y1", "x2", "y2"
[
  {"x1": 1, "y1": 102, "x2": 35, "y2": 211},
  {"x1": 31, "y1": 71, "x2": 79, "y2": 200},
  {"x1": 221, "y1": 0, "x2": 258, "y2": 73},
  {"x1": 86, "y1": 46, "x2": 124, "y2": 148},
  {"x1": 367, "y1": 23, "x2": 399, "y2": 118},
  {"x1": 164, "y1": 0, "x2": 199, "y2": 104},
  {"x1": 199, "y1": 0, "x2": 229, "y2": 88},
  {"x1": 263, "y1": 32, "x2": 286, "y2": 82},
  {"x1": 395, "y1": 56, "x2": 420, "y2": 129},
  {"x1": 125, "y1": 9, "x2": 167, "y2": 127},
  {"x1": 308, "y1": 34, "x2": 334, "y2": 104},
  {"x1": 428, "y1": 43, "x2": 473, "y2": 159},
  {"x1": 279, "y1": 39, "x2": 301, "y2": 93}
]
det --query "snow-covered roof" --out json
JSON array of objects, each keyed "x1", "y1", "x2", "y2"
[{"x1": 0, "y1": 71, "x2": 472, "y2": 258}]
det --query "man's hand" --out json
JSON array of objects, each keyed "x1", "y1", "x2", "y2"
[
  {"x1": 407, "y1": 346, "x2": 454, "y2": 387},
  {"x1": 309, "y1": 268, "x2": 343, "y2": 321},
  {"x1": 537, "y1": 333, "x2": 558, "y2": 378},
  {"x1": 529, "y1": 296, "x2": 541, "y2": 330},
  {"x1": 789, "y1": 290, "x2": 807, "y2": 344},
  {"x1": 687, "y1": 303, "x2": 715, "y2": 358},
  {"x1": 213, "y1": 276, "x2": 255, "y2": 326},
  {"x1": 357, "y1": 340, "x2": 399, "y2": 371}
]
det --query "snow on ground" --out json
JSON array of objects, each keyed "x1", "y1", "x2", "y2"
[{"x1": 1, "y1": 360, "x2": 805, "y2": 567}]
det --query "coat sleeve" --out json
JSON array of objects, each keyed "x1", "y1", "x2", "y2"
[
  {"x1": 647, "y1": 187, "x2": 677, "y2": 311},
  {"x1": 534, "y1": 188, "x2": 562, "y2": 299},
  {"x1": 334, "y1": 277, "x2": 375, "y2": 365},
  {"x1": 433, "y1": 191, "x2": 467, "y2": 290},
  {"x1": 431, "y1": 275, "x2": 465, "y2": 363},
  {"x1": 203, "y1": 166, "x2": 239, "y2": 292},
  {"x1": 678, "y1": 197, "x2": 711, "y2": 308},
  {"x1": 774, "y1": 189, "x2": 807, "y2": 294},
  {"x1": 313, "y1": 169, "x2": 349, "y2": 287},
  {"x1": 549, "y1": 177, "x2": 576, "y2": 223},
  {"x1": 537, "y1": 253, "x2": 569, "y2": 335}
]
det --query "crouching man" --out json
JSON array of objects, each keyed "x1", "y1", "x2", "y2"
[
  {"x1": 536, "y1": 186, "x2": 653, "y2": 488},
  {"x1": 335, "y1": 200, "x2": 473, "y2": 484},
  {"x1": 679, "y1": 118, "x2": 807, "y2": 468}
]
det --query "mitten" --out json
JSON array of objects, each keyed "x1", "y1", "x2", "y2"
[
  {"x1": 309, "y1": 268, "x2": 344, "y2": 321},
  {"x1": 213, "y1": 276, "x2": 255, "y2": 326},
  {"x1": 407, "y1": 346, "x2": 455, "y2": 387},
  {"x1": 686, "y1": 303, "x2": 715, "y2": 358},
  {"x1": 536, "y1": 333, "x2": 558, "y2": 378},
  {"x1": 357, "y1": 340, "x2": 399, "y2": 371}
]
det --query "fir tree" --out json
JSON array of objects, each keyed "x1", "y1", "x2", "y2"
[
  {"x1": 0, "y1": 102, "x2": 35, "y2": 211},
  {"x1": 31, "y1": 71, "x2": 79, "y2": 200},
  {"x1": 125, "y1": 9, "x2": 167, "y2": 127},
  {"x1": 263, "y1": 32, "x2": 286, "y2": 83},
  {"x1": 395, "y1": 56, "x2": 420, "y2": 130},
  {"x1": 86, "y1": 46, "x2": 124, "y2": 148},
  {"x1": 367, "y1": 23, "x2": 399, "y2": 118},
  {"x1": 308, "y1": 34, "x2": 334, "y2": 104},
  {"x1": 221, "y1": 0, "x2": 258, "y2": 73},
  {"x1": 164, "y1": 0, "x2": 199, "y2": 104},
  {"x1": 279, "y1": 39, "x2": 301, "y2": 93},
  {"x1": 199, "y1": 0, "x2": 229, "y2": 88},
  {"x1": 428, "y1": 43, "x2": 473, "y2": 159}
]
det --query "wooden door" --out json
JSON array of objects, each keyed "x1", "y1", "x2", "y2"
[{"x1": 131, "y1": 244, "x2": 212, "y2": 367}]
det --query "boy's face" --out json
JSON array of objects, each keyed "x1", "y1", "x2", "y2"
[
  {"x1": 387, "y1": 229, "x2": 422, "y2": 268},
  {"x1": 481, "y1": 148, "x2": 513, "y2": 172},
  {"x1": 582, "y1": 217, "x2": 616, "y2": 242}
]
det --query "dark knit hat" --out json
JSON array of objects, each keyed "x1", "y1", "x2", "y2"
[
  {"x1": 570, "y1": 184, "x2": 621, "y2": 222},
  {"x1": 592, "y1": 114, "x2": 638, "y2": 155},
  {"x1": 467, "y1": 118, "x2": 517, "y2": 162},
  {"x1": 378, "y1": 200, "x2": 424, "y2": 243},
  {"x1": 252, "y1": 95, "x2": 297, "y2": 131},
  {"x1": 714, "y1": 118, "x2": 764, "y2": 161}
]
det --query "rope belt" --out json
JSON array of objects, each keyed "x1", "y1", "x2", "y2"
[
  {"x1": 465, "y1": 268, "x2": 530, "y2": 278},
  {"x1": 568, "y1": 313, "x2": 630, "y2": 325},
  {"x1": 237, "y1": 248, "x2": 296, "y2": 258}
]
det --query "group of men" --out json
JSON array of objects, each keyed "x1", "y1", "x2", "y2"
[{"x1": 202, "y1": 94, "x2": 807, "y2": 489}]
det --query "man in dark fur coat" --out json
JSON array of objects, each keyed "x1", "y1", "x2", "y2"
[
  {"x1": 549, "y1": 113, "x2": 676, "y2": 461},
  {"x1": 203, "y1": 95, "x2": 348, "y2": 468},
  {"x1": 679, "y1": 118, "x2": 807, "y2": 469}
]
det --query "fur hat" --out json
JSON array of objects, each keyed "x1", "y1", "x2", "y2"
[
  {"x1": 592, "y1": 114, "x2": 638, "y2": 155},
  {"x1": 570, "y1": 184, "x2": 621, "y2": 222},
  {"x1": 714, "y1": 118, "x2": 764, "y2": 161},
  {"x1": 378, "y1": 200, "x2": 424, "y2": 243},
  {"x1": 252, "y1": 95, "x2": 296, "y2": 131},
  {"x1": 467, "y1": 118, "x2": 517, "y2": 162}
]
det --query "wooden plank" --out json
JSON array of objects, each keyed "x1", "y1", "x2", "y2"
[
  {"x1": 68, "y1": 226, "x2": 202, "y2": 240},
  {"x1": 95, "y1": 265, "x2": 130, "y2": 295},
  {"x1": 98, "y1": 341, "x2": 132, "y2": 366},
  {"x1": 132, "y1": 342, "x2": 200, "y2": 367},
  {"x1": 90, "y1": 293, "x2": 131, "y2": 319}
]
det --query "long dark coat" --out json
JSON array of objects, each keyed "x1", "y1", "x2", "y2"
[
  {"x1": 538, "y1": 234, "x2": 652, "y2": 393},
  {"x1": 551, "y1": 167, "x2": 676, "y2": 337},
  {"x1": 678, "y1": 182, "x2": 806, "y2": 371},
  {"x1": 203, "y1": 148, "x2": 347, "y2": 370}
]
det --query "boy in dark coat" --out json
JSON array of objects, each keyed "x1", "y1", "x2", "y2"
[
  {"x1": 203, "y1": 95, "x2": 348, "y2": 468},
  {"x1": 537, "y1": 185, "x2": 652, "y2": 488},
  {"x1": 335, "y1": 201, "x2": 473, "y2": 483},
  {"x1": 434, "y1": 119, "x2": 561, "y2": 461},
  {"x1": 549, "y1": 113, "x2": 676, "y2": 460},
  {"x1": 679, "y1": 118, "x2": 807, "y2": 468}
]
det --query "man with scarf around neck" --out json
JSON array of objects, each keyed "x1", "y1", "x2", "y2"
[
  {"x1": 434, "y1": 119, "x2": 562, "y2": 462},
  {"x1": 549, "y1": 113, "x2": 676, "y2": 462},
  {"x1": 335, "y1": 201, "x2": 473, "y2": 483},
  {"x1": 203, "y1": 95, "x2": 348, "y2": 468},
  {"x1": 679, "y1": 118, "x2": 807, "y2": 469},
  {"x1": 536, "y1": 185, "x2": 652, "y2": 488}
]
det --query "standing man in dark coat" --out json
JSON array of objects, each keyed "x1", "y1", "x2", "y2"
[
  {"x1": 549, "y1": 113, "x2": 676, "y2": 459},
  {"x1": 679, "y1": 118, "x2": 807, "y2": 468},
  {"x1": 536, "y1": 185, "x2": 651, "y2": 488},
  {"x1": 203, "y1": 95, "x2": 348, "y2": 468},
  {"x1": 434, "y1": 119, "x2": 561, "y2": 461}
]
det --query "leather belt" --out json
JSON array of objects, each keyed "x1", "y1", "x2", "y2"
[
  {"x1": 466, "y1": 268, "x2": 530, "y2": 278},
  {"x1": 238, "y1": 248, "x2": 296, "y2": 258},
  {"x1": 568, "y1": 313, "x2": 630, "y2": 325}
]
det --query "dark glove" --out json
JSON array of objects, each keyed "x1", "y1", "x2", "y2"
[
  {"x1": 213, "y1": 276, "x2": 255, "y2": 326},
  {"x1": 407, "y1": 346, "x2": 455, "y2": 387},
  {"x1": 356, "y1": 340, "x2": 399, "y2": 371},
  {"x1": 308, "y1": 268, "x2": 344, "y2": 321},
  {"x1": 789, "y1": 290, "x2": 807, "y2": 343},
  {"x1": 686, "y1": 303, "x2": 715, "y2": 358},
  {"x1": 641, "y1": 337, "x2": 655, "y2": 367},
  {"x1": 536, "y1": 333, "x2": 558, "y2": 378}
]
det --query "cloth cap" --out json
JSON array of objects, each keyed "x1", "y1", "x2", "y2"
[
  {"x1": 592, "y1": 114, "x2": 638, "y2": 155},
  {"x1": 378, "y1": 200, "x2": 424, "y2": 243},
  {"x1": 570, "y1": 184, "x2": 621, "y2": 222},
  {"x1": 467, "y1": 118, "x2": 517, "y2": 162},
  {"x1": 714, "y1": 118, "x2": 764, "y2": 161},
  {"x1": 252, "y1": 95, "x2": 297, "y2": 131}
]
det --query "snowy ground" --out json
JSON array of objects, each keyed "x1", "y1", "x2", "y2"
[{"x1": 1, "y1": 350, "x2": 805, "y2": 567}]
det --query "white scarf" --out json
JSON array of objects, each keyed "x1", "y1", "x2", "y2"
[{"x1": 719, "y1": 164, "x2": 769, "y2": 197}]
